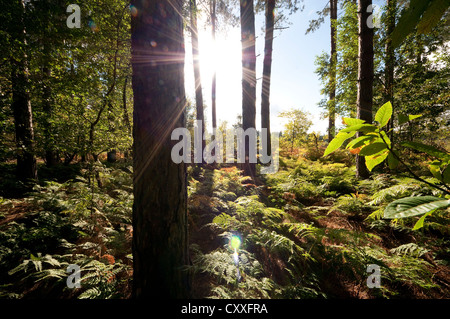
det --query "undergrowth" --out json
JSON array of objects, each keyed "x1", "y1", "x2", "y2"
[{"x1": 0, "y1": 156, "x2": 448, "y2": 299}]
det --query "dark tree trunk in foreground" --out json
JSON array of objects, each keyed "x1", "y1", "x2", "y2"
[
  {"x1": 11, "y1": 0, "x2": 37, "y2": 182},
  {"x1": 131, "y1": 0, "x2": 189, "y2": 299},
  {"x1": 12, "y1": 56, "x2": 37, "y2": 182},
  {"x1": 261, "y1": 0, "x2": 275, "y2": 156},
  {"x1": 328, "y1": 0, "x2": 337, "y2": 142},
  {"x1": 240, "y1": 0, "x2": 257, "y2": 178},
  {"x1": 190, "y1": 0, "x2": 206, "y2": 158},
  {"x1": 356, "y1": 0, "x2": 374, "y2": 179}
]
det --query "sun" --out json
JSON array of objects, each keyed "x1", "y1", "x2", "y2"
[
  {"x1": 194, "y1": 27, "x2": 243, "y2": 126},
  {"x1": 198, "y1": 29, "x2": 242, "y2": 87}
]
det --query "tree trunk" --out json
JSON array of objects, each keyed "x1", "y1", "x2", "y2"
[
  {"x1": 261, "y1": 0, "x2": 275, "y2": 156},
  {"x1": 11, "y1": 0, "x2": 37, "y2": 182},
  {"x1": 385, "y1": 0, "x2": 396, "y2": 140},
  {"x1": 190, "y1": 0, "x2": 206, "y2": 161},
  {"x1": 240, "y1": 0, "x2": 257, "y2": 178},
  {"x1": 328, "y1": 0, "x2": 337, "y2": 142},
  {"x1": 42, "y1": 43, "x2": 59, "y2": 167},
  {"x1": 211, "y1": 0, "x2": 217, "y2": 131},
  {"x1": 356, "y1": 0, "x2": 374, "y2": 179},
  {"x1": 131, "y1": 0, "x2": 189, "y2": 299}
]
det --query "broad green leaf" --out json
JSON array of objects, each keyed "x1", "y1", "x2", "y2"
[
  {"x1": 417, "y1": 0, "x2": 450, "y2": 34},
  {"x1": 342, "y1": 118, "x2": 365, "y2": 126},
  {"x1": 384, "y1": 196, "x2": 450, "y2": 219},
  {"x1": 402, "y1": 141, "x2": 450, "y2": 161},
  {"x1": 398, "y1": 113, "x2": 423, "y2": 125},
  {"x1": 324, "y1": 131, "x2": 356, "y2": 156},
  {"x1": 346, "y1": 135, "x2": 375, "y2": 150},
  {"x1": 341, "y1": 124, "x2": 378, "y2": 133},
  {"x1": 429, "y1": 162, "x2": 442, "y2": 181},
  {"x1": 359, "y1": 142, "x2": 388, "y2": 156},
  {"x1": 391, "y1": 0, "x2": 433, "y2": 48},
  {"x1": 366, "y1": 150, "x2": 389, "y2": 171},
  {"x1": 408, "y1": 114, "x2": 423, "y2": 121},
  {"x1": 443, "y1": 166, "x2": 450, "y2": 184},
  {"x1": 387, "y1": 151, "x2": 399, "y2": 169},
  {"x1": 398, "y1": 114, "x2": 408, "y2": 125},
  {"x1": 375, "y1": 102, "x2": 393, "y2": 128},
  {"x1": 412, "y1": 210, "x2": 435, "y2": 230}
]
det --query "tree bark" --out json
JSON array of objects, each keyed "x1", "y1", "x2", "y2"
[
  {"x1": 385, "y1": 0, "x2": 396, "y2": 140},
  {"x1": 11, "y1": 0, "x2": 37, "y2": 182},
  {"x1": 261, "y1": 0, "x2": 275, "y2": 156},
  {"x1": 190, "y1": 0, "x2": 206, "y2": 161},
  {"x1": 211, "y1": 0, "x2": 217, "y2": 131},
  {"x1": 356, "y1": 0, "x2": 374, "y2": 179},
  {"x1": 240, "y1": 0, "x2": 257, "y2": 178},
  {"x1": 131, "y1": 0, "x2": 189, "y2": 299},
  {"x1": 328, "y1": 0, "x2": 337, "y2": 142}
]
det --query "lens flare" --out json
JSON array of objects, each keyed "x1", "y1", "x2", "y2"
[{"x1": 230, "y1": 235, "x2": 241, "y2": 250}]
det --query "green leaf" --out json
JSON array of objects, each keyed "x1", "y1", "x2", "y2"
[
  {"x1": 342, "y1": 118, "x2": 365, "y2": 126},
  {"x1": 387, "y1": 151, "x2": 399, "y2": 169},
  {"x1": 366, "y1": 151, "x2": 389, "y2": 171},
  {"x1": 340, "y1": 124, "x2": 378, "y2": 133},
  {"x1": 398, "y1": 113, "x2": 423, "y2": 125},
  {"x1": 443, "y1": 166, "x2": 450, "y2": 184},
  {"x1": 324, "y1": 131, "x2": 356, "y2": 156},
  {"x1": 346, "y1": 135, "x2": 376, "y2": 150},
  {"x1": 408, "y1": 114, "x2": 423, "y2": 121},
  {"x1": 391, "y1": 0, "x2": 433, "y2": 48},
  {"x1": 429, "y1": 162, "x2": 442, "y2": 181},
  {"x1": 412, "y1": 210, "x2": 435, "y2": 230},
  {"x1": 417, "y1": 0, "x2": 450, "y2": 34},
  {"x1": 398, "y1": 114, "x2": 409, "y2": 125},
  {"x1": 384, "y1": 196, "x2": 450, "y2": 219},
  {"x1": 359, "y1": 142, "x2": 388, "y2": 156},
  {"x1": 375, "y1": 102, "x2": 393, "y2": 128},
  {"x1": 402, "y1": 141, "x2": 450, "y2": 161}
]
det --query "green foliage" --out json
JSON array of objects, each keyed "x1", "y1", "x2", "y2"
[
  {"x1": 0, "y1": 162, "x2": 133, "y2": 298},
  {"x1": 324, "y1": 101, "x2": 450, "y2": 227},
  {"x1": 391, "y1": 0, "x2": 450, "y2": 48}
]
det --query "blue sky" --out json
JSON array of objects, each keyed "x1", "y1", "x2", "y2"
[{"x1": 184, "y1": 0, "x2": 384, "y2": 135}]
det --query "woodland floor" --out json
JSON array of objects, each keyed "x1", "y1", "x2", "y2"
[{"x1": 0, "y1": 154, "x2": 449, "y2": 299}]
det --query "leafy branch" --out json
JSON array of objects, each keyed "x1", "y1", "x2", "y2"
[{"x1": 323, "y1": 101, "x2": 450, "y2": 227}]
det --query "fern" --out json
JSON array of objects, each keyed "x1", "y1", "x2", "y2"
[{"x1": 390, "y1": 243, "x2": 429, "y2": 258}]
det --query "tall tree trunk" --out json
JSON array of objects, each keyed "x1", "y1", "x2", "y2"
[
  {"x1": 131, "y1": 0, "x2": 189, "y2": 299},
  {"x1": 211, "y1": 0, "x2": 217, "y2": 131},
  {"x1": 42, "y1": 42, "x2": 59, "y2": 167},
  {"x1": 190, "y1": 0, "x2": 206, "y2": 161},
  {"x1": 11, "y1": 0, "x2": 37, "y2": 182},
  {"x1": 385, "y1": 0, "x2": 396, "y2": 140},
  {"x1": 328, "y1": 0, "x2": 337, "y2": 142},
  {"x1": 240, "y1": 0, "x2": 257, "y2": 178},
  {"x1": 356, "y1": 0, "x2": 374, "y2": 179},
  {"x1": 261, "y1": 0, "x2": 275, "y2": 156}
]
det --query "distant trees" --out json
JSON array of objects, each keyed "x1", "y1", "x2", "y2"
[
  {"x1": 278, "y1": 108, "x2": 312, "y2": 152},
  {"x1": 131, "y1": 0, "x2": 190, "y2": 298},
  {"x1": 0, "y1": 0, "x2": 133, "y2": 178}
]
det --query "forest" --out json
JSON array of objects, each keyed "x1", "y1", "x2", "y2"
[{"x1": 0, "y1": 0, "x2": 449, "y2": 304}]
